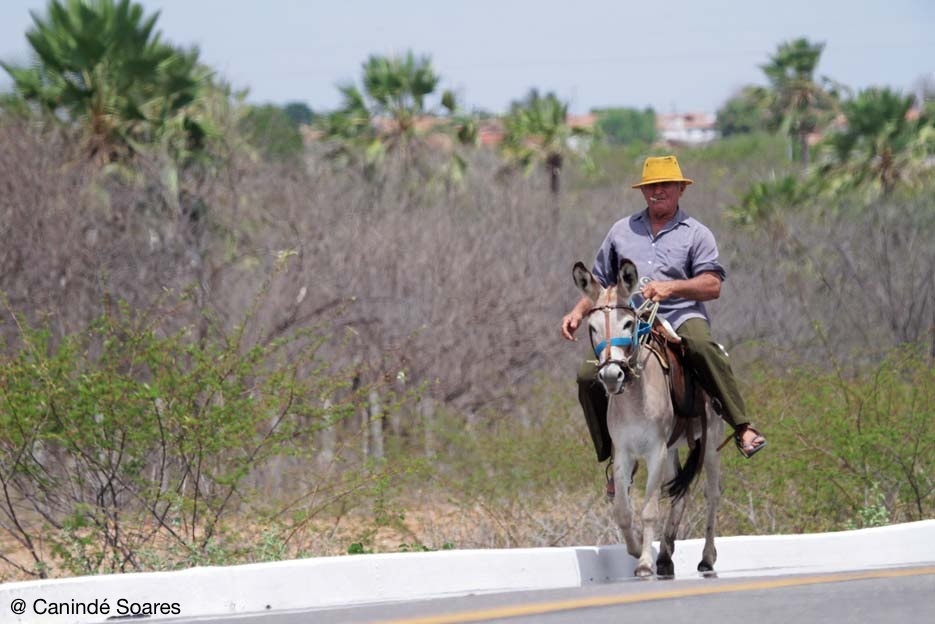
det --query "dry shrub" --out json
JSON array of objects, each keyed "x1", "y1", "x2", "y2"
[{"x1": 2, "y1": 118, "x2": 933, "y2": 579}]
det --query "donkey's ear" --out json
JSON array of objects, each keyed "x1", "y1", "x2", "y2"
[
  {"x1": 617, "y1": 259, "x2": 639, "y2": 297},
  {"x1": 572, "y1": 261, "x2": 601, "y2": 301}
]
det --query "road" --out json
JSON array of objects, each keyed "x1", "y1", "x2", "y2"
[{"x1": 164, "y1": 565, "x2": 935, "y2": 624}]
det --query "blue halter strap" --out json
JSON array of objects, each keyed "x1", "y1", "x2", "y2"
[{"x1": 593, "y1": 320, "x2": 651, "y2": 358}]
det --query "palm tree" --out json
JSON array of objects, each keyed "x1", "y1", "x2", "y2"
[
  {"x1": 816, "y1": 87, "x2": 934, "y2": 196},
  {"x1": 761, "y1": 38, "x2": 838, "y2": 166},
  {"x1": 1, "y1": 0, "x2": 207, "y2": 162},
  {"x1": 499, "y1": 89, "x2": 592, "y2": 194},
  {"x1": 319, "y1": 51, "x2": 475, "y2": 174}
]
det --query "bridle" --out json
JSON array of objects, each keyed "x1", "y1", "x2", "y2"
[{"x1": 586, "y1": 295, "x2": 652, "y2": 378}]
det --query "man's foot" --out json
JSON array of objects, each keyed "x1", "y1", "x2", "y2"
[{"x1": 736, "y1": 426, "x2": 767, "y2": 458}]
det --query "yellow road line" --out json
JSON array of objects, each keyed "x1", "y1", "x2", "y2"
[{"x1": 378, "y1": 566, "x2": 935, "y2": 624}]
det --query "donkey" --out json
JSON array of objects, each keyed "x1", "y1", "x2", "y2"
[{"x1": 573, "y1": 258, "x2": 723, "y2": 578}]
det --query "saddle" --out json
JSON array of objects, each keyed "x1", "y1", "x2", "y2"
[{"x1": 644, "y1": 320, "x2": 708, "y2": 449}]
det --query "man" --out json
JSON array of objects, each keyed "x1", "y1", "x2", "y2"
[{"x1": 560, "y1": 155, "x2": 766, "y2": 497}]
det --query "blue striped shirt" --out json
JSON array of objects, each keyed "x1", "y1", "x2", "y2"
[{"x1": 592, "y1": 207, "x2": 726, "y2": 329}]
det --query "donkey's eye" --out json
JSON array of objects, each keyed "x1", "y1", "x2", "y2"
[{"x1": 621, "y1": 319, "x2": 634, "y2": 331}]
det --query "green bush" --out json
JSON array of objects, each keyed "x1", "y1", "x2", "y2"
[
  {"x1": 592, "y1": 107, "x2": 656, "y2": 145},
  {"x1": 0, "y1": 276, "x2": 368, "y2": 577},
  {"x1": 239, "y1": 104, "x2": 306, "y2": 161},
  {"x1": 724, "y1": 345, "x2": 935, "y2": 534}
]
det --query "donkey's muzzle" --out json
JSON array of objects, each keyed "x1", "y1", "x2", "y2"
[{"x1": 598, "y1": 362, "x2": 627, "y2": 394}]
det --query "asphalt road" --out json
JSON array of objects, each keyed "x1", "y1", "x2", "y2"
[{"x1": 163, "y1": 565, "x2": 935, "y2": 624}]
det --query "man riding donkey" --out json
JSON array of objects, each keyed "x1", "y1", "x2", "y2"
[{"x1": 561, "y1": 155, "x2": 766, "y2": 498}]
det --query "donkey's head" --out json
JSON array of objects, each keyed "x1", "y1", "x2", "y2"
[{"x1": 573, "y1": 259, "x2": 642, "y2": 395}]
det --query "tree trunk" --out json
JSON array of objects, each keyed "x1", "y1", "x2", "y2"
[
  {"x1": 546, "y1": 153, "x2": 563, "y2": 195},
  {"x1": 389, "y1": 376, "x2": 404, "y2": 438},
  {"x1": 420, "y1": 397, "x2": 436, "y2": 458},
  {"x1": 319, "y1": 399, "x2": 336, "y2": 466},
  {"x1": 369, "y1": 390, "x2": 384, "y2": 459},
  {"x1": 360, "y1": 405, "x2": 369, "y2": 458},
  {"x1": 881, "y1": 149, "x2": 894, "y2": 196}
]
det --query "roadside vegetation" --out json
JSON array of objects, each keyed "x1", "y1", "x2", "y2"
[{"x1": 0, "y1": 0, "x2": 932, "y2": 580}]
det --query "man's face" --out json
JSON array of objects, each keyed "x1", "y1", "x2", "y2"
[{"x1": 640, "y1": 181, "x2": 684, "y2": 218}]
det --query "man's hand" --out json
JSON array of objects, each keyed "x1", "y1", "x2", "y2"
[
  {"x1": 640, "y1": 273, "x2": 721, "y2": 303},
  {"x1": 561, "y1": 310, "x2": 583, "y2": 341},
  {"x1": 562, "y1": 295, "x2": 595, "y2": 341},
  {"x1": 640, "y1": 280, "x2": 677, "y2": 303}
]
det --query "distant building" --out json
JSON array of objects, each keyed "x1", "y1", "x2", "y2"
[
  {"x1": 567, "y1": 113, "x2": 597, "y2": 131},
  {"x1": 471, "y1": 114, "x2": 595, "y2": 149},
  {"x1": 656, "y1": 112, "x2": 718, "y2": 146},
  {"x1": 477, "y1": 118, "x2": 505, "y2": 147},
  {"x1": 807, "y1": 107, "x2": 925, "y2": 147},
  {"x1": 567, "y1": 113, "x2": 597, "y2": 151}
]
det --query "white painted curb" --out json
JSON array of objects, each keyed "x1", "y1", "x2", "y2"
[{"x1": 1, "y1": 520, "x2": 933, "y2": 623}]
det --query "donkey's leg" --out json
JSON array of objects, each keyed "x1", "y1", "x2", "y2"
[
  {"x1": 698, "y1": 418, "x2": 723, "y2": 574},
  {"x1": 635, "y1": 446, "x2": 667, "y2": 577},
  {"x1": 656, "y1": 449, "x2": 685, "y2": 578},
  {"x1": 612, "y1": 454, "x2": 641, "y2": 559}
]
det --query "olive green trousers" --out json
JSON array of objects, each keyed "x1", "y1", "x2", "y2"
[{"x1": 576, "y1": 318, "x2": 748, "y2": 462}]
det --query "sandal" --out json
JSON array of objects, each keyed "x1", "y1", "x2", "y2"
[
  {"x1": 736, "y1": 425, "x2": 767, "y2": 458},
  {"x1": 604, "y1": 460, "x2": 640, "y2": 500},
  {"x1": 718, "y1": 425, "x2": 767, "y2": 459}
]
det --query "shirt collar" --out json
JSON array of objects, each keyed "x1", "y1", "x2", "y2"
[{"x1": 635, "y1": 207, "x2": 688, "y2": 232}]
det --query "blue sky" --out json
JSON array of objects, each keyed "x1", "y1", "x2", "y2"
[{"x1": 1, "y1": 0, "x2": 933, "y2": 115}]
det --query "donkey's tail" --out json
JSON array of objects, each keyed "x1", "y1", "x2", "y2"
[{"x1": 665, "y1": 442, "x2": 702, "y2": 500}]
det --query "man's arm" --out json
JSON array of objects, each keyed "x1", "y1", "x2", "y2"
[
  {"x1": 561, "y1": 295, "x2": 594, "y2": 341},
  {"x1": 640, "y1": 271, "x2": 721, "y2": 303}
]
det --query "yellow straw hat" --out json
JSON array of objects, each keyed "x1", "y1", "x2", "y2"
[{"x1": 632, "y1": 155, "x2": 693, "y2": 188}]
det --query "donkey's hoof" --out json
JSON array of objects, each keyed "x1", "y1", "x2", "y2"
[
  {"x1": 656, "y1": 558, "x2": 674, "y2": 579},
  {"x1": 635, "y1": 564, "x2": 654, "y2": 578},
  {"x1": 697, "y1": 560, "x2": 717, "y2": 577}
]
